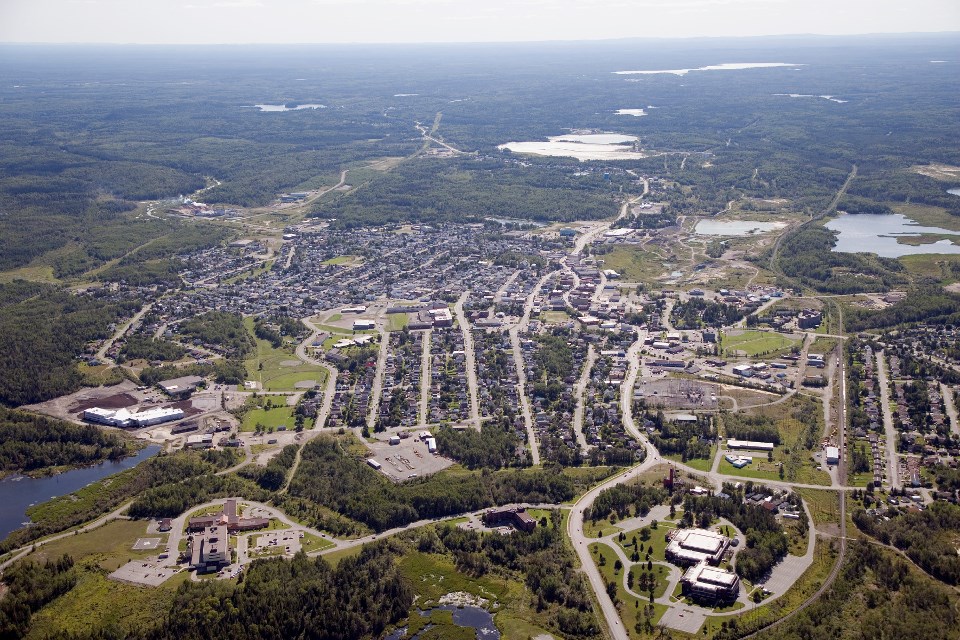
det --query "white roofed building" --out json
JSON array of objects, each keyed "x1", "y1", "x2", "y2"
[
  {"x1": 666, "y1": 528, "x2": 730, "y2": 566},
  {"x1": 680, "y1": 561, "x2": 740, "y2": 604}
]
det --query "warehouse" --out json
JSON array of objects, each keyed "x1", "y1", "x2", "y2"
[
  {"x1": 726, "y1": 439, "x2": 775, "y2": 451},
  {"x1": 83, "y1": 406, "x2": 184, "y2": 428}
]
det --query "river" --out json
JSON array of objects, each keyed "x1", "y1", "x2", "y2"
[{"x1": 0, "y1": 444, "x2": 160, "y2": 541}]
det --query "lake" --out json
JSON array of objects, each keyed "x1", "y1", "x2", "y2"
[
  {"x1": 245, "y1": 103, "x2": 327, "y2": 112},
  {"x1": 826, "y1": 213, "x2": 960, "y2": 258},
  {"x1": 695, "y1": 220, "x2": 786, "y2": 236},
  {"x1": 498, "y1": 132, "x2": 645, "y2": 161},
  {"x1": 614, "y1": 62, "x2": 802, "y2": 76},
  {"x1": 0, "y1": 444, "x2": 161, "y2": 542}
]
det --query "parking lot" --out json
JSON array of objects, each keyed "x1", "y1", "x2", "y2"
[
  {"x1": 110, "y1": 558, "x2": 180, "y2": 587},
  {"x1": 365, "y1": 433, "x2": 453, "y2": 481}
]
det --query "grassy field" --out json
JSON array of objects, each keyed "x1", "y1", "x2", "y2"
[
  {"x1": 24, "y1": 520, "x2": 189, "y2": 639},
  {"x1": 601, "y1": 247, "x2": 668, "y2": 284},
  {"x1": 320, "y1": 544, "x2": 363, "y2": 567},
  {"x1": 584, "y1": 519, "x2": 622, "y2": 539},
  {"x1": 242, "y1": 317, "x2": 327, "y2": 392},
  {"x1": 808, "y1": 336, "x2": 839, "y2": 356},
  {"x1": 899, "y1": 252, "x2": 960, "y2": 283},
  {"x1": 721, "y1": 330, "x2": 799, "y2": 358},
  {"x1": 795, "y1": 488, "x2": 841, "y2": 528},
  {"x1": 321, "y1": 255, "x2": 359, "y2": 265},
  {"x1": 300, "y1": 532, "x2": 336, "y2": 553},
  {"x1": 617, "y1": 522, "x2": 676, "y2": 564},
  {"x1": 241, "y1": 402, "x2": 310, "y2": 433},
  {"x1": 664, "y1": 448, "x2": 715, "y2": 472},
  {"x1": 386, "y1": 312, "x2": 409, "y2": 332},
  {"x1": 588, "y1": 542, "x2": 666, "y2": 637}
]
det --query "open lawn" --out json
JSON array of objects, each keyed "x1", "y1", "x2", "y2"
[
  {"x1": 321, "y1": 255, "x2": 359, "y2": 265},
  {"x1": 589, "y1": 542, "x2": 666, "y2": 636},
  {"x1": 30, "y1": 520, "x2": 158, "y2": 572},
  {"x1": 721, "y1": 330, "x2": 799, "y2": 358},
  {"x1": 664, "y1": 449, "x2": 715, "y2": 472},
  {"x1": 618, "y1": 522, "x2": 675, "y2": 564},
  {"x1": 300, "y1": 532, "x2": 335, "y2": 553},
  {"x1": 22, "y1": 520, "x2": 189, "y2": 638},
  {"x1": 386, "y1": 312, "x2": 409, "y2": 332},
  {"x1": 241, "y1": 404, "x2": 308, "y2": 432},
  {"x1": 242, "y1": 317, "x2": 327, "y2": 391}
]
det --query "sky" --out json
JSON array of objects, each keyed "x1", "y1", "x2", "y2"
[{"x1": 1, "y1": 0, "x2": 958, "y2": 44}]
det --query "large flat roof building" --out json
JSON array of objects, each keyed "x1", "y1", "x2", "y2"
[
  {"x1": 83, "y1": 406, "x2": 184, "y2": 428},
  {"x1": 190, "y1": 525, "x2": 230, "y2": 573},
  {"x1": 666, "y1": 528, "x2": 730, "y2": 566},
  {"x1": 681, "y1": 561, "x2": 740, "y2": 604},
  {"x1": 727, "y1": 439, "x2": 775, "y2": 452}
]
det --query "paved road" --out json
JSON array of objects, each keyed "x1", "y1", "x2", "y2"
[
  {"x1": 97, "y1": 302, "x2": 154, "y2": 362},
  {"x1": 508, "y1": 270, "x2": 557, "y2": 466},
  {"x1": 418, "y1": 329, "x2": 432, "y2": 426},
  {"x1": 367, "y1": 322, "x2": 391, "y2": 430},
  {"x1": 942, "y1": 381, "x2": 960, "y2": 438},
  {"x1": 571, "y1": 345, "x2": 596, "y2": 450},
  {"x1": 876, "y1": 349, "x2": 900, "y2": 489},
  {"x1": 454, "y1": 292, "x2": 481, "y2": 427},
  {"x1": 296, "y1": 317, "x2": 339, "y2": 430}
]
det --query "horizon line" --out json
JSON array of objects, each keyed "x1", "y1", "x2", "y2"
[{"x1": 1, "y1": 30, "x2": 959, "y2": 47}]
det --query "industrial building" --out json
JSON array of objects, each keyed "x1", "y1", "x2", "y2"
[
  {"x1": 83, "y1": 406, "x2": 184, "y2": 428},
  {"x1": 666, "y1": 528, "x2": 730, "y2": 566},
  {"x1": 680, "y1": 561, "x2": 740, "y2": 604},
  {"x1": 726, "y1": 439, "x2": 775, "y2": 452}
]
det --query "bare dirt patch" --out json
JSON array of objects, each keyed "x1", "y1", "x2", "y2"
[{"x1": 69, "y1": 392, "x2": 138, "y2": 413}]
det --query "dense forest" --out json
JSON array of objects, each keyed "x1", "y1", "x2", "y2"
[
  {"x1": 0, "y1": 408, "x2": 131, "y2": 476},
  {"x1": 287, "y1": 436, "x2": 579, "y2": 532},
  {"x1": 312, "y1": 156, "x2": 620, "y2": 227},
  {"x1": 0, "y1": 554, "x2": 76, "y2": 640},
  {"x1": 0, "y1": 281, "x2": 139, "y2": 406},
  {"x1": 852, "y1": 501, "x2": 960, "y2": 586},
  {"x1": 178, "y1": 311, "x2": 254, "y2": 358},
  {"x1": 748, "y1": 542, "x2": 959, "y2": 640}
]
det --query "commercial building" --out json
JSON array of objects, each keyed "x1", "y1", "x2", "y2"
[
  {"x1": 353, "y1": 319, "x2": 376, "y2": 331},
  {"x1": 190, "y1": 525, "x2": 230, "y2": 573},
  {"x1": 680, "y1": 561, "x2": 740, "y2": 604},
  {"x1": 666, "y1": 528, "x2": 730, "y2": 566},
  {"x1": 482, "y1": 507, "x2": 537, "y2": 532},
  {"x1": 187, "y1": 499, "x2": 269, "y2": 533},
  {"x1": 157, "y1": 375, "x2": 204, "y2": 398},
  {"x1": 185, "y1": 433, "x2": 214, "y2": 449},
  {"x1": 825, "y1": 446, "x2": 840, "y2": 465}
]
